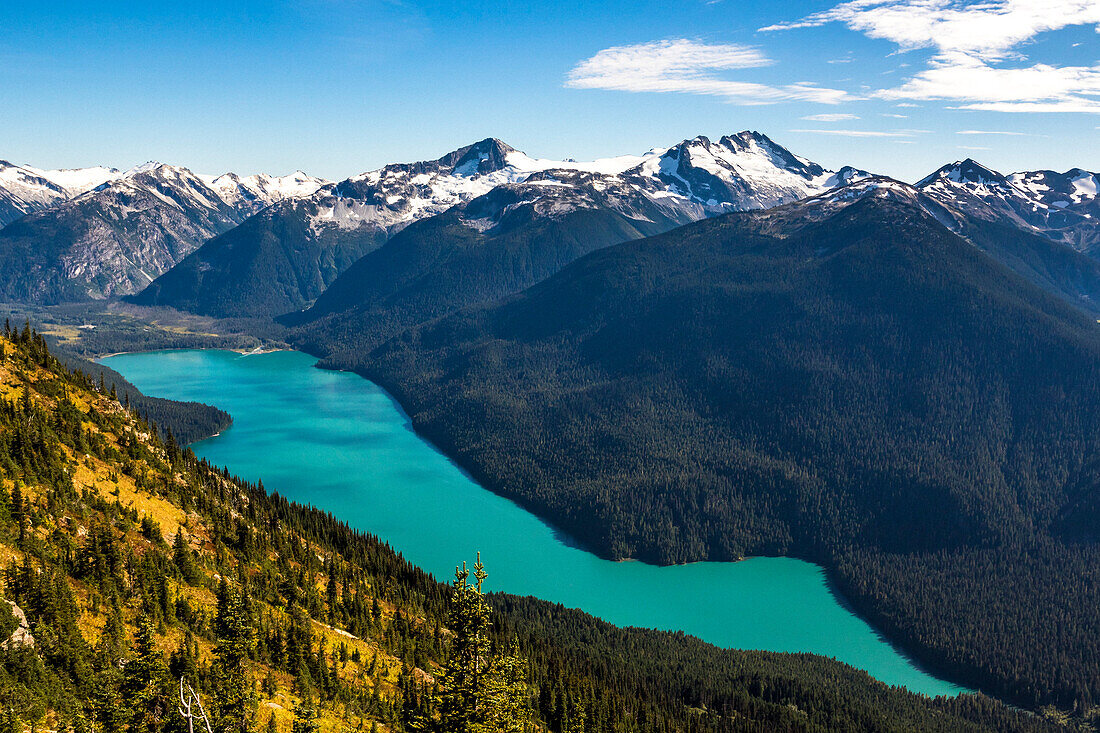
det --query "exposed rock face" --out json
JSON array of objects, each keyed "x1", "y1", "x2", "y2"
[{"x1": 1, "y1": 599, "x2": 35, "y2": 650}]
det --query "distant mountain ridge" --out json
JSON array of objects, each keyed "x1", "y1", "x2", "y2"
[
  {"x1": 918, "y1": 158, "x2": 1100, "y2": 254},
  {"x1": 131, "y1": 131, "x2": 868, "y2": 318},
  {"x1": 0, "y1": 160, "x2": 120, "y2": 226},
  {"x1": 0, "y1": 161, "x2": 327, "y2": 303},
  {"x1": 7, "y1": 137, "x2": 1099, "y2": 316}
]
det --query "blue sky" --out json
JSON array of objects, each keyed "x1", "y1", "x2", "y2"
[{"x1": 1, "y1": 0, "x2": 1097, "y2": 182}]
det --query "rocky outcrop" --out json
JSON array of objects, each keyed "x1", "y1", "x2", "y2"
[{"x1": 1, "y1": 599, "x2": 35, "y2": 650}]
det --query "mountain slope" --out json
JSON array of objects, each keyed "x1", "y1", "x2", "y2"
[
  {"x1": 350, "y1": 192, "x2": 1100, "y2": 711},
  {"x1": 0, "y1": 164, "x2": 326, "y2": 304},
  {"x1": 127, "y1": 195, "x2": 388, "y2": 318},
  {"x1": 0, "y1": 326, "x2": 1053, "y2": 733},
  {"x1": 0, "y1": 161, "x2": 119, "y2": 227},
  {"x1": 764, "y1": 175, "x2": 1100, "y2": 316},
  {"x1": 918, "y1": 159, "x2": 1100, "y2": 255},
  {"x1": 131, "y1": 133, "x2": 866, "y2": 319},
  {"x1": 287, "y1": 170, "x2": 699, "y2": 352}
]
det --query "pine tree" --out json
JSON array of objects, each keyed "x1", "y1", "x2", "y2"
[
  {"x1": 122, "y1": 615, "x2": 171, "y2": 733},
  {"x1": 213, "y1": 580, "x2": 255, "y2": 733},
  {"x1": 92, "y1": 637, "x2": 126, "y2": 733},
  {"x1": 173, "y1": 528, "x2": 198, "y2": 583},
  {"x1": 436, "y1": 556, "x2": 492, "y2": 731},
  {"x1": 425, "y1": 555, "x2": 532, "y2": 733},
  {"x1": 10, "y1": 481, "x2": 25, "y2": 544},
  {"x1": 478, "y1": 641, "x2": 532, "y2": 733},
  {"x1": 290, "y1": 698, "x2": 318, "y2": 733}
]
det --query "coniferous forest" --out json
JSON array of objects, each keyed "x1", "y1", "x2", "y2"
[
  {"x1": 0, "y1": 297, "x2": 1066, "y2": 732},
  {"x1": 308, "y1": 196, "x2": 1100, "y2": 715}
]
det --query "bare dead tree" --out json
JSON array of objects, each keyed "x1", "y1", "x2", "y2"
[{"x1": 179, "y1": 678, "x2": 214, "y2": 733}]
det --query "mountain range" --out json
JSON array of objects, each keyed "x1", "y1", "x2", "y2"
[
  {"x1": 918, "y1": 158, "x2": 1100, "y2": 254},
  {"x1": 5, "y1": 133, "x2": 1098, "y2": 326},
  {"x1": 0, "y1": 160, "x2": 120, "y2": 226},
  {"x1": 129, "y1": 132, "x2": 869, "y2": 319},
  {"x1": 0, "y1": 162, "x2": 326, "y2": 302}
]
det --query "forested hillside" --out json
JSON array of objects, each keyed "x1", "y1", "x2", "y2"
[
  {"x1": 343, "y1": 193, "x2": 1100, "y2": 714},
  {"x1": 49, "y1": 343, "x2": 231, "y2": 445},
  {"x1": 0, "y1": 315, "x2": 1060, "y2": 731},
  {"x1": 287, "y1": 185, "x2": 686, "y2": 356},
  {"x1": 127, "y1": 200, "x2": 385, "y2": 319}
]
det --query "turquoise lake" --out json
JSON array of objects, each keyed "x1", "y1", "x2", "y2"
[{"x1": 103, "y1": 348, "x2": 968, "y2": 697}]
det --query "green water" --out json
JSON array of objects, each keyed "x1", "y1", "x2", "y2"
[{"x1": 104, "y1": 348, "x2": 968, "y2": 697}]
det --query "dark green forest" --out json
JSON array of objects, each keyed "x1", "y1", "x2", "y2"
[
  {"x1": 302, "y1": 195, "x2": 1100, "y2": 713},
  {"x1": 127, "y1": 200, "x2": 386, "y2": 319},
  {"x1": 285, "y1": 181, "x2": 690, "y2": 354},
  {"x1": 0, "y1": 307, "x2": 1063, "y2": 731}
]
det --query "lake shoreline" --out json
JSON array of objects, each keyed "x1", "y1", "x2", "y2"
[{"x1": 104, "y1": 346, "x2": 975, "y2": 700}]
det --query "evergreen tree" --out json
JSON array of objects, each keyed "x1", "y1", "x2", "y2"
[
  {"x1": 478, "y1": 641, "x2": 532, "y2": 733},
  {"x1": 92, "y1": 646, "x2": 125, "y2": 733},
  {"x1": 122, "y1": 615, "x2": 171, "y2": 733},
  {"x1": 10, "y1": 481, "x2": 25, "y2": 544},
  {"x1": 213, "y1": 580, "x2": 255, "y2": 733},
  {"x1": 290, "y1": 698, "x2": 318, "y2": 733},
  {"x1": 173, "y1": 529, "x2": 198, "y2": 584},
  {"x1": 427, "y1": 555, "x2": 533, "y2": 733}
]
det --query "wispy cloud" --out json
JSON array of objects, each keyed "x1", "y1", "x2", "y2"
[
  {"x1": 760, "y1": 0, "x2": 1100, "y2": 61},
  {"x1": 955, "y1": 129, "x2": 1027, "y2": 135},
  {"x1": 801, "y1": 112, "x2": 860, "y2": 121},
  {"x1": 957, "y1": 145, "x2": 992, "y2": 150},
  {"x1": 565, "y1": 39, "x2": 854, "y2": 104},
  {"x1": 763, "y1": 1, "x2": 1100, "y2": 114},
  {"x1": 881, "y1": 112, "x2": 908, "y2": 118},
  {"x1": 881, "y1": 52, "x2": 1100, "y2": 113},
  {"x1": 789, "y1": 128, "x2": 920, "y2": 137}
]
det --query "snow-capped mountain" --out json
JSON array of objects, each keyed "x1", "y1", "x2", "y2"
[
  {"x1": 0, "y1": 158, "x2": 326, "y2": 229},
  {"x1": 736, "y1": 172, "x2": 1100, "y2": 316},
  {"x1": 130, "y1": 133, "x2": 865, "y2": 318},
  {"x1": 746, "y1": 175, "x2": 964, "y2": 237},
  {"x1": 297, "y1": 132, "x2": 865, "y2": 243},
  {"x1": 627, "y1": 131, "x2": 869, "y2": 213},
  {"x1": 917, "y1": 160, "x2": 1100, "y2": 255},
  {"x1": 199, "y1": 170, "x2": 327, "y2": 213},
  {"x1": 0, "y1": 161, "x2": 327, "y2": 303},
  {"x1": 304, "y1": 138, "x2": 668, "y2": 236},
  {"x1": 0, "y1": 161, "x2": 121, "y2": 226}
]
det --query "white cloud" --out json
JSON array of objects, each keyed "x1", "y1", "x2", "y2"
[
  {"x1": 565, "y1": 39, "x2": 854, "y2": 104},
  {"x1": 957, "y1": 100, "x2": 1100, "y2": 113},
  {"x1": 801, "y1": 112, "x2": 860, "y2": 121},
  {"x1": 763, "y1": 1, "x2": 1100, "y2": 114},
  {"x1": 958, "y1": 145, "x2": 992, "y2": 150},
  {"x1": 881, "y1": 52, "x2": 1100, "y2": 113},
  {"x1": 789, "y1": 128, "x2": 920, "y2": 137},
  {"x1": 955, "y1": 129, "x2": 1027, "y2": 135},
  {"x1": 881, "y1": 112, "x2": 908, "y2": 118},
  {"x1": 760, "y1": 0, "x2": 1100, "y2": 61}
]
